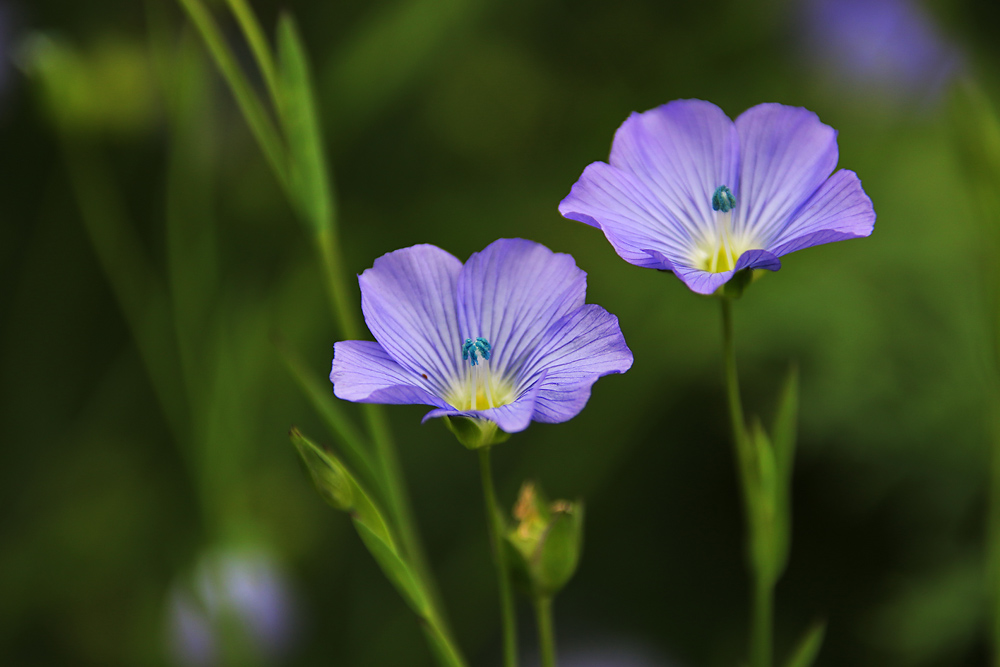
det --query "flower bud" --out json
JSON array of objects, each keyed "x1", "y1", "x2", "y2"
[
  {"x1": 289, "y1": 427, "x2": 352, "y2": 510},
  {"x1": 504, "y1": 481, "x2": 584, "y2": 598}
]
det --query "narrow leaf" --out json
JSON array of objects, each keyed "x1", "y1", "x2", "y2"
[
  {"x1": 354, "y1": 520, "x2": 429, "y2": 616},
  {"x1": 772, "y1": 364, "x2": 799, "y2": 484},
  {"x1": 176, "y1": 0, "x2": 290, "y2": 193},
  {"x1": 290, "y1": 427, "x2": 354, "y2": 510},
  {"x1": 750, "y1": 421, "x2": 788, "y2": 584},
  {"x1": 224, "y1": 0, "x2": 282, "y2": 109},
  {"x1": 288, "y1": 428, "x2": 392, "y2": 546},
  {"x1": 784, "y1": 621, "x2": 826, "y2": 667},
  {"x1": 276, "y1": 13, "x2": 335, "y2": 234},
  {"x1": 275, "y1": 337, "x2": 380, "y2": 491}
]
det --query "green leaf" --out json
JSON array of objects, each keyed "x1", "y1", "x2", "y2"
[
  {"x1": 275, "y1": 337, "x2": 379, "y2": 491},
  {"x1": 784, "y1": 621, "x2": 826, "y2": 667},
  {"x1": 289, "y1": 429, "x2": 425, "y2": 613},
  {"x1": 290, "y1": 427, "x2": 354, "y2": 510},
  {"x1": 288, "y1": 428, "x2": 392, "y2": 544},
  {"x1": 354, "y1": 520, "x2": 429, "y2": 616},
  {"x1": 276, "y1": 13, "x2": 335, "y2": 235},
  {"x1": 749, "y1": 421, "x2": 788, "y2": 585},
  {"x1": 772, "y1": 364, "x2": 799, "y2": 484},
  {"x1": 224, "y1": 0, "x2": 282, "y2": 110},
  {"x1": 176, "y1": 0, "x2": 290, "y2": 193}
]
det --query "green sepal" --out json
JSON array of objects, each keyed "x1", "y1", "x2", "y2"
[
  {"x1": 504, "y1": 482, "x2": 584, "y2": 598},
  {"x1": 722, "y1": 268, "x2": 755, "y2": 299},
  {"x1": 783, "y1": 620, "x2": 826, "y2": 667},
  {"x1": 442, "y1": 415, "x2": 510, "y2": 449}
]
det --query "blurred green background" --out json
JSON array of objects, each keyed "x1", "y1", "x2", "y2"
[{"x1": 3, "y1": 0, "x2": 1000, "y2": 665}]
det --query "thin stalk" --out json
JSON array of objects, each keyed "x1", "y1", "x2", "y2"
[
  {"x1": 534, "y1": 595, "x2": 556, "y2": 667},
  {"x1": 721, "y1": 297, "x2": 771, "y2": 667},
  {"x1": 990, "y1": 396, "x2": 1000, "y2": 667},
  {"x1": 479, "y1": 447, "x2": 518, "y2": 667},
  {"x1": 752, "y1": 571, "x2": 773, "y2": 667}
]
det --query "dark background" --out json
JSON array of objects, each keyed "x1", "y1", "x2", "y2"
[{"x1": 2, "y1": 0, "x2": 999, "y2": 665}]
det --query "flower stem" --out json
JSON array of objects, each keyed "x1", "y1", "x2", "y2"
[
  {"x1": 989, "y1": 397, "x2": 1000, "y2": 667},
  {"x1": 534, "y1": 595, "x2": 556, "y2": 667},
  {"x1": 721, "y1": 297, "x2": 772, "y2": 667},
  {"x1": 479, "y1": 447, "x2": 518, "y2": 667}
]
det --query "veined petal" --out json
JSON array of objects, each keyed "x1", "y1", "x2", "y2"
[
  {"x1": 514, "y1": 304, "x2": 633, "y2": 423},
  {"x1": 332, "y1": 341, "x2": 450, "y2": 407},
  {"x1": 734, "y1": 104, "x2": 839, "y2": 244},
  {"x1": 422, "y1": 373, "x2": 545, "y2": 434},
  {"x1": 665, "y1": 249, "x2": 782, "y2": 296},
  {"x1": 769, "y1": 169, "x2": 876, "y2": 256},
  {"x1": 359, "y1": 244, "x2": 463, "y2": 394},
  {"x1": 455, "y1": 239, "x2": 587, "y2": 379},
  {"x1": 559, "y1": 161, "x2": 687, "y2": 269},
  {"x1": 609, "y1": 99, "x2": 740, "y2": 247}
]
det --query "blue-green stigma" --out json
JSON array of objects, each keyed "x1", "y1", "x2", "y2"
[
  {"x1": 462, "y1": 337, "x2": 492, "y2": 366},
  {"x1": 711, "y1": 185, "x2": 736, "y2": 213}
]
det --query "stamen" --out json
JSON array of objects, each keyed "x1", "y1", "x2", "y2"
[
  {"x1": 447, "y1": 336, "x2": 515, "y2": 410},
  {"x1": 711, "y1": 185, "x2": 736, "y2": 213},
  {"x1": 462, "y1": 337, "x2": 492, "y2": 366}
]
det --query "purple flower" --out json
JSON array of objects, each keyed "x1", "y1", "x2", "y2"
[
  {"x1": 559, "y1": 100, "x2": 876, "y2": 295},
  {"x1": 165, "y1": 549, "x2": 297, "y2": 666},
  {"x1": 798, "y1": 0, "x2": 961, "y2": 104},
  {"x1": 331, "y1": 238, "x2": 633, "y2": 435}
]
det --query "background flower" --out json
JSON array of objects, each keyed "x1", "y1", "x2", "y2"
[
  {"x1": 559, "y1": 100, "x2": 876, "y2": 295},
  {"x1": 797, "y1": 0, "x2": 961, "y2": 106}
]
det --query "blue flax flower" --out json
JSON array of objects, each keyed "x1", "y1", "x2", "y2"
[
  {"x1": 798, "y1": 0, "x2": 961, "y2": 105},
  {"x1": 331, "y1": 238, "x2": 633, "y2": 434},
  {"x1": 559, "y1": 99, "x2": 876, "y2": 295}
]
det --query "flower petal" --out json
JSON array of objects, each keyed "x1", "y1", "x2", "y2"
[
  {"x1": 513, "y1": 304, "x2": 633, "y2": 423},
  {"x1": 609, "y1": 99, "x2": 740, "y2": 247},
  {"x1": 359, "y1": 244, "x2": 464, "y2": 394},
  {"x1": 421, "y1": 373, "x2": 545, "y2": 434},
  {"x1": 560, "y1": 161, "x2": 687, "y2": 269},
  {"x1": 733, "y1": 104, "x2": 839, "y2": 244},
  {"x1": 769, "y1": 169, "x2": 876, "y2": 256},
  {"x1": 454, "y1": 239, "x2": 588, "y2": 379},
  {"x1": 662, "y1": 249, "x2": 782, "y2": 296},
  {"x1": 331, "y1": 341, "x2": 450, "y2": 407}
]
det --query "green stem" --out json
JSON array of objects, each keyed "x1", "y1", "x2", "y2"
[
  {"x1": 721, "y1": 297, "x2": 772, "y2": 667},
  {"x1": 752, "y1": 570, "x2": 773, "y2": 667},
  {"x1": 479, "y1": 447, "x2": 518, "y2": 667},
  {"x1": 534, "y1": 595, "x2": 556, "y2": 667},
  {"x1": 989, "y1": 397, "x2": 1000, "y2": 667}
]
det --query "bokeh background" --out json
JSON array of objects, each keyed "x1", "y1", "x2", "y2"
[{"x1": 3, "y1": 0, "x2": 1000, "y2": 665}]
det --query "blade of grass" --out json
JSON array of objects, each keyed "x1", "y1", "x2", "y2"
[
  {"x1": 274, "y1": 336, "x2": 380, "y2": 491},
  {"x1": 176, "y1": 0, "x2": 290, "y2": 195},
  {"x1": 224, "y1": 0, "x2": 282, "y2": 112}
]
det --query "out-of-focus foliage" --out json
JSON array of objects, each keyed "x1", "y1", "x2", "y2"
[{"x1": 2, "y1": 0, "x2": 1000, "y2": 665}]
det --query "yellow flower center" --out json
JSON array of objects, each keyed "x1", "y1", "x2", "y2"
[
  {"x1": 693, "y1": 186, "x2": 760, "y2": 273},
  {"x1": 447, "y1": 337, "x2": 516, "y2": 411}
]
